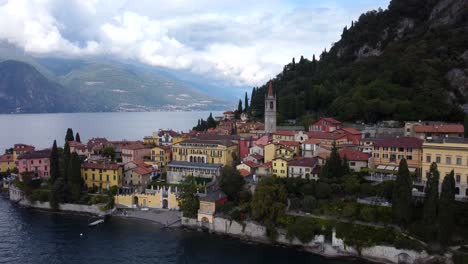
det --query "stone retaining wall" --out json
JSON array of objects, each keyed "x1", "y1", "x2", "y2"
[{"x1": 182, "y1": 216, "x2": 436, "y2": 264}]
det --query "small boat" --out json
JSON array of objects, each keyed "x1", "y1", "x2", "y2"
[{"x1": 88, "y1": 219, "x2": 105, "y2": 227}]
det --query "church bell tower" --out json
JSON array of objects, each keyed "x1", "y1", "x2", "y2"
[{"x1": 264, "y1": 81, "x2": 277, "y2": 134}]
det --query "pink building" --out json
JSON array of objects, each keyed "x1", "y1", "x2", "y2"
[
  {"x1": 16, "y1": 149, "x2": 51, "y2": 180},
  {"x1": 121, "y1": 142, "x2": 151, "y2": 163}
]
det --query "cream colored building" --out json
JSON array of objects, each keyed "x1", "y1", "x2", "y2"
[
  {"x1": 422, "y1": 138, "x2": 468, "y2": 198},
  {"x1": 114, "y1": 186, "x2": 179, "y2": 209}
]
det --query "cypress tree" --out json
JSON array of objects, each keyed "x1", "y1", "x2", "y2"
[
  {"x1": 50, "y1": 177, "x2": 65, "y2": 210},
  {"x1": 49, "y1": 140, "x2": 60, "y2": 184},
  {"x1": 244, "y1": 92, "x2": 249, "y2": 112},
  {"x1": 238, "y1": 99, "x2": 242, "y2": 113},
  {"x1": 464, "y1": 114, "x2": 468, "y2": 138},
  {"x1": 207, "y1": 112, "x2": 216, "y2": 129},
  {"x1": 423, "y1": 162, "x2": 440, "y2": 241},
  {"x1": 63, "y1": 141, "x2": 71, "y2": 182},
  {"x1": 437, "y1": 170, "x2": 455, "y2": 246},
  {"x1": 392, "y1": 158, "x2": 412, "y2": 227},
  {"x1": 75, "y1": 133, "x2": 81, "y2": 143},
  {"x1": 65, "y1": 128, "x2": 74, "y2": 142},
  {"x1": 68, "y1": 152, "x2": 83, "y2": 202}
]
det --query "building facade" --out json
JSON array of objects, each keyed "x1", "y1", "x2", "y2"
[
  {"x1": 372, "y1": 137, "x2": 423, "y2": 173},
  {"x1": 150, "y1": 145, "x2": 172, "y2": 169},
  {"x1": 422, "y1": 138, "x2": 468, "y2": 198},
  {"x1": 172, "y1": 139, "x2": 238, "y2": 166},
  {"x1": 16, "y1": 149, "x2": 51, "y2": 180},
  {"x1": 264, "y1": 81, "x2": 277, "y2": 134},
  {"x1": 0, "y1": 154, "x2": 15, "y2": 173},
  {"x1": 287, "y1": 158, "x2": 319, "y2": 179},
  {"x1": 81, "y1": 163, "x2": 123, "y2": 191}
]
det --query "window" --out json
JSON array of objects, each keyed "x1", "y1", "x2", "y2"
[
  {"x1": 407, "y1": 155, "x2": 413, "y2": 160},
  {"x1": 457, "y1": 157, "x2": 462, "y2": 165},
  {"x1": 106, "y1": 175, "x2": 109, "y2": 181},
  {"x1": 350, "y1": 162, "x2": 356, "y2": 166},
  {"x1": 446, "y1": 156, "x2": 452, "y2": 165},
  {"x1": 114, "y1": 175, "x2": 116, "y2": 181},
  {"x1": 270, "y1": 101, "x2": 274, "y2": 109},
  {"x1": 407, "y1": 148, "x2": 413, "y2": 152},
  {"x1": 374, "y1": 147, "x2": 380, "y2": 151},
  {"x1": 92, "y1": 174, "x2": 95, "y2": 180},
  {"x1": 383, "y1": 147, "x2": 388, "y2": 151},
  {"x1": 391, "y1": 147, "x2": 396, "y2": 151},
  {"x1": 426, "y1": 156, "x2": 431, "y2": 163},
  {"x1": 456, "y1": 175, "x2": 461, "y2": 183},
  {"x1": 383, "y1": 154, "x2": 388, "y2": 158},
  {"x1": 399, "y1": 148, "x2": 404, "y2": 152},
  {"x1": 39, "y1": 160, "x2": 42, "y2": 164},
  {"x1": 436, "y1": 156, "x2": 441, "y2": 163}
]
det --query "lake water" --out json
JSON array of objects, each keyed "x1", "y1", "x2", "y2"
[
  {"x1": 0, "y1": 196, "x2": 363, "y2": 264},
  {"x1": 0, "y1": 112, "x2": 222, "y2": 151}
]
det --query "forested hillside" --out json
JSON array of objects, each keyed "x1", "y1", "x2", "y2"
[{"x1": 249, "y1": 0, "x2": 468, "y2": 123}]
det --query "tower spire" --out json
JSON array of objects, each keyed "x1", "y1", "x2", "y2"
[{"x1": 268, "y1": 80, "x2": 273, "y2": 97}]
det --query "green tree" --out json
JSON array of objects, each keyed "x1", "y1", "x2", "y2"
[
  {"x1": 251, "y1": 177, "x2": 287, "y2": 225},
  {"x1": 177, "y1": 176, "x2": 199, "y2": 218},
  {"x1": 68, "y1": 152, "x2": 83, "y2": 202},
  {"x1": 49, "y1": 140, "x2": 60, "y2": 184},
  {"x1": 75, "y1": 133, "x2": 81, "y2": 143},
  {"x1": 63, "y1": 141, "x2": 71, "y2": 182},
  {"x1": 219, "y1": 166, "x2": 245, "y2": 202},
  {"x1": 49, "y1": 177, "x2": 65, "y2": 210},
  {"x1": 207, "y1": 112, "x2": 216, "y2": 129},
  {"x1": 423, "y1": 162, "x2": 440, "y2": 241},
  {"x1": 244, "y1": 92, "x2": 249, "y2": 112},
  {"x1": 437, "y1": 170, "x2": 455, "y2": 246},
  {"x1": 320, "y1": 142, "x2": 347, "y2": 179},
  {"x1": 102, "y1": 146, "x2": 116, "y2": 161},
  {"x1": 343, "y1": 175, "x2": 360, "y2": 196},
  {"x1": 465, "y1": 114, "x2": 468, "y2": 138},
  {"x1": 392, "y1": 158, "x2": 412, "y2": 227},
  {"x1": 65, "y1": 128, "x2": 74, "y2": 142},
  {"x1": 315, "y1": 182, "x2": 332, "y2": 199}
]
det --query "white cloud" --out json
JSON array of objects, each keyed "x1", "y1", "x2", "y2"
[{"x1": 0, "y1": 0, "x2": 389, "y2": 86}]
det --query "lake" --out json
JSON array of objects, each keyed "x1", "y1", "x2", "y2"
[
  {"x1": 0, "y1": 196, "x2": 364, "y2": 264},
  {"x1": 0, "y1": 112, "x2": 222, "y2": 151}
]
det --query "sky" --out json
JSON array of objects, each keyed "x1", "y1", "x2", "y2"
[{"x1": 0, "y1": 0, "x2": 390, "y2": 87}]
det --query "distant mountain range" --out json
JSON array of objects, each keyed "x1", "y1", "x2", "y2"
[{"x1": 0, "y1": 44, "x2": 241, "y2": 113}]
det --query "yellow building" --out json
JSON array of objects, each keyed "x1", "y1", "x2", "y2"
[
  {"x1": 81, "y1": 163, "x2": 123, "y2": 191},
  {"x1": 197, "y1": 190, "x2": 227, "y2": 224},
  {"x1": 264, "y1": 143, "x2": 277, "y2": 163},
  {"x1": 172, "y1": 139, "x2": 238, "y2": 166},
  {"x1": 114, "y1": 186, "x2": 179, "y2": 209},
  {"x1": 13, "y1": 144, "x2": 35, "y2": 161},
  {"x1": 0, "y1": 154, "x2": 15, "y2": 173},
  {"x1": 143, "y1": 136, "x2": 158, "y2": 145},
  {"x1": 272, "y1": 131, "x2": 296, "y2": 142},
  {"x1": 272, "y1": 157, "x2": 290, "y2": 177},
  {"x1": 151, "y1": 145, "x2": 172, "y2": 169},
  {"x1": 422, "y1": 138, "x2": 468, "y2": 197},
  {"x1": 372, "y1": 137, "x2": 423, "y2": 173}
]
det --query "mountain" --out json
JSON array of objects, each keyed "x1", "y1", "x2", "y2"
[
  {"x1": 0, "y1": 44, "x2": 234, "y2": 113},
  {"x1": 0, "y1": 60, "x2": 73, "y2": 113},
  {"x1": 250, "y1": 0, "x2": 468, "y2": 124}
]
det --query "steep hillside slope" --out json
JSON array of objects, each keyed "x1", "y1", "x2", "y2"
[
  {"x1": 0, "y1": 60, "x2": 74, "y2": 113},
  {"x1": 250, "y1": 0, "x2": 468, "y2": 123}
]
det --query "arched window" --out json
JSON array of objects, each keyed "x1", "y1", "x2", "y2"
[{"x1": 270, "y1": 101, "x2": 274, "y2": 109}]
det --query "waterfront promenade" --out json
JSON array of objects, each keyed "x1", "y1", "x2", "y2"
[{"x1": 113, "y1": 208, "x2": 181, "y2": 227}]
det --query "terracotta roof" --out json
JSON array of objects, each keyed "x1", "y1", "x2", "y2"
[
  {"x1": 254, "y1": 135, "x2": 271, "y2": 146},
  {"x1": 243, "y1": 160, "x2": 261, "y2": 168},
  {"x1": 307, "y1": 131, "x2": 346, "y2": 140},
  {"x1": 178, "y1": 138, "x2": 236, "y2": 147},
  {"x1": 195, "y1": 134, "x2": 240, "y2": 141},
  {"x1": 13, "y1": 144, "x2": 35, "y2": 152},
  {"x1": 223, "y1": 111, "x2": 235, "y2": 114},
  {"x1": 318, "y1": 152, "x2": 330, "y2": 160},
  {"x1": 133, "y1": 166, "x2": 153, "y2": 175},
  {"x1": 341, "y1": 127, "x2": 362, "y2": 135},
  {"x1": 273, "y1": 130, "x2": 296, "y2": 136},
  {"x1": 68, "y1": 141, "x2": 86, "y2": 148},
  {"x1": 279, "y1": 140, "x2": 300, "y2": 147},
  {"x1": 339, "y1": 149, "x2": 370, "y2": 162},
  {"x1": 414, "y1": 124, "x2": 464, "y2": 134},
  {"x1": 288, "y1": 157, "x2": 318, "y2": 167},
  {"x1": 319, "y1": 117, "x2": 342, "y2": 124},
  {"x1": 303, "y1": 139, "x2": 321, "y2": 145},
  {"x1": 239, "y1": 169, "x2": 251, "y2": 177},
  {"x1": 121, "y1": 142, "x2": 148, "y2": 150},
  {"x1": 0, "y1": 154, "x2": 14, "y2": 162},
  {"x1": 17, "y1": 149, "x2": 51, "y2": 160},
  {"x1": 373, "y1": 137, "x2": 423, "y2": 149},
  {"x1": 250, "y1": 153, "x2": 264, "y2": 160},
  {"x1": 82, "y1": 162, "x2": 120, "y2": 170},
  {"x1": 261, "y1": 162, "x2": 272, "y2": 168}
]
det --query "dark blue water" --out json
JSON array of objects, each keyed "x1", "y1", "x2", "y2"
[
  {"x1": 0, "y1": 196, "x2": 362, "y2": 264},
  {"x1": 0, "y1": 112, "x2": 222, "y2": 151}
]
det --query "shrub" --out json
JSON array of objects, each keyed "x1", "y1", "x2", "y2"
[
  {"x1": 342, "y1": 203, "x2": 358, "y2": 219},
  {"x1": 286, "y1": 217, "x2": 321, "y2": 243},
  {"x1": 30, "y1": 189, "x2": 50, "y2": 202},
  {"x1": 289, "y1": 197, "x2": 302, "y2": 211},
  {"x1": 315, "y1": 182, "x2": 332, "y2": 199},
  {"x1": 359, "y1": 206, "x2": 375, "y2": 222},
  {"x1": 302, "y1": 196, "x2": 317, "y2": 213}
]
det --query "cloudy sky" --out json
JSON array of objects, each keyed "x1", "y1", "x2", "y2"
[{"x1": 0, "y1": 0, "x2": 390, "y2": 87}]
